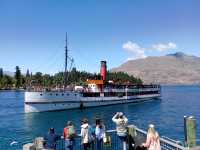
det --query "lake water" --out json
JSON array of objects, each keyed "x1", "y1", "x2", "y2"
[{"x1": 0, "y1": 85, "x2": 200, "y2": 149}]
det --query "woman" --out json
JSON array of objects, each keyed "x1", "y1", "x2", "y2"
[
  {"x1": 81, "y1": 118, "x2": 93, "y2": 150},
  {"x1": 142, "y1": 124, "x2": 161, "y2": 150},
  {"x1": 95, "y1": 118, "x2": 105, "y2": 150}
]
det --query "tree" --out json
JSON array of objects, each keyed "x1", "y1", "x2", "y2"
[
  {"x1": 53, "y1": 72, "x2": 64, "y2": 87},
  {"x1": 33, "y1": 72, "x2": 43, "y2": 86},
  {"x1": 0, "y1": 68, "x2": 3, "y2": 88},
  {"x1": 21, "y1": 75, "x2": 26, "y2": 88},
  {"x1": 68, "y1": 67, "x2": 79, "y2": 84},
  {"x1": 25, "y1": 69, "x2": 30, "y2": 87},
  {"x1": 26, "y1": 69, "x2": 30, "y2": 78},
  {"x1": 0, "y1": 68, "x2": 142, "y2": 89},
  {"x1": 15, "y1": 66, "x2": 22, "y2": 88},
  {"x1": 43, "y1": 74, "x2": 53, "y2": 87},
  {"x1": 106, "y1": 71, "x2": 143, "y2": 85},
  {"x1": 1, "y1": 75, "x2": 14, "y2": 89},
  {"x1": 0, "y1": 68, "x2": 3, "y2": 79}
]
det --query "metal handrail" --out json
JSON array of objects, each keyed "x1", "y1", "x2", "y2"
[
  {"x1": 161, "y1": 136, "x2": 184, "y2": 145},
  {"x1": 25, "y1": 125, "x2": 195, "y2": 150},
  {"x1": 134, "y1": 127, "x2": 187, "y2": 150}
]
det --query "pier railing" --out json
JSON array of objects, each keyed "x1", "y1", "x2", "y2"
[
  {"x1": 135, "y1": 127, "x2": 188, "y2": 150},
  {"x1": 54, "y1": 126, "x2": 188, "y2": 150},
  {"x1": 24, "y1": 125, "x2": 198, "y2": 150},
  {"x1": 55, "y1": 129, "x2": 121, "y2": 150}
]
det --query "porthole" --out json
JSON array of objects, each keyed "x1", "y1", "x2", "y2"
[
  {"x1": 62, "y1": 93, "x2": 64, "y2": 96},
  {"x1": 40, "y1": 94, "x2": 43, "y2": 96},
  {"x1": 56, "y1": 94, "x2": 58, "y2": 96}
]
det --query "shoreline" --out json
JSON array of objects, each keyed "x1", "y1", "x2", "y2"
[{"x1": 0, "y1": 88, "x2": 25, "y2": 91}]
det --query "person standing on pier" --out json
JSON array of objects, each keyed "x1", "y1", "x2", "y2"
[
  {"x1": 80, "y1": 118, "x2": 94, "y2": 150},
  {"x1": 63, "y1": 121, "x2": 76, "y2": 150},
  {"x1": 112, "y1": 112, "x2": 128, "y2": 150},
  {"x1": 142, "y1": 124, "x2": 161, "y2": 150},
  {"x1": 44, "y1": 128, "x2": 60, "y2": 150},
  {"x1": 95, "y1": 118, "x2": 105, "y2": 150}
]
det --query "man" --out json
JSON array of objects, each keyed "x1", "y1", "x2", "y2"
[
  {"x1": 112, "y1": 112, "x2": 128, "y2": 150},
  {"x1": 63, "y1": 121, "x2": 76, "y2": 150}
]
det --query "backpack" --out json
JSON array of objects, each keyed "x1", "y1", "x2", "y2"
[
  {"x1": 68, "y1": 126, "x2": 75, "y2": 136},
  {"x1": 88, "y1": 126, "x2": 95, "y2": 142},
  {"x1": 64, "y1": 126, "x2": 75, "y2": 139}
]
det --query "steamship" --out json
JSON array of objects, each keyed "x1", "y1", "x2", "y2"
[{"x1": 24, "y1": 35, "x2": 161, "y2": 113}]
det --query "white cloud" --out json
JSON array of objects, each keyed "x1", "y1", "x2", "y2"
[
  {"x1": 151, "y1": 42, "x2": 177, "y2": 52},
  {"x1": 122, "y1": 41, "x2": 146, "y2": 60},
  {"x1": 122, "y1": 41, "x2": 178, "y2": 60}
]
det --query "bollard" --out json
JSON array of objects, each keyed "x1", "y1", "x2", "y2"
[
  {"x1": 189, "y1": 146, "x2": 200, "y2": 150},
  {"x1": 184, "y1": 116, "x2": 197, "y2": 147},
  {"x1": 23, "y1": 143, "x2": 35, "y2": 150}
]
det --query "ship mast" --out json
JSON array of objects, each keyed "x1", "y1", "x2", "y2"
[{"x1": 64, "y1": 32, "x2": 68, "y2": 89}]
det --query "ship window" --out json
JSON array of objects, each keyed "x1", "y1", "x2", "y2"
[
  {"x1": 56, "y1": 94, "x2": 58, "y2": 96},
  {"x1": 75, "y1": 94, "x2": 77, "y2": 96},
  {"x1": 50, "y1": 93, "x2": 52, "y2": 96},
  {"x1": 40, "y1": 94, "x2": 43, "y2": 96},
  {"x1": 62, "y1": 93, "x2": 64, "y2": 96}
]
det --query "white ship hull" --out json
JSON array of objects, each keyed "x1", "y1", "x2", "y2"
[{"x1": 24, "y1": 91, "x2": 161, "y2": 113}]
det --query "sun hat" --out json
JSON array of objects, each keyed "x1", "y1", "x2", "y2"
[
  {"x1": 82, "y1": 118, "x2": 88, "y2": 124},
  {"x1": 149, "y1": 124, "x2": 154, "y2": 128}
]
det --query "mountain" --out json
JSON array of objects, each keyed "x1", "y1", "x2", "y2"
[{"x1": 112, "y1": 52, "x2": 200, "y2": 84}]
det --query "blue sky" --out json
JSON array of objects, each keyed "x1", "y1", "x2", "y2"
[{"x1": 0, "y1": 0, "x2": 200, "y2": 74}]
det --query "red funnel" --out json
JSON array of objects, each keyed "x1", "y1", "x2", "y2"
[{"x1": 100, "y1": 61, "x2": 107, "y2": 81}]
